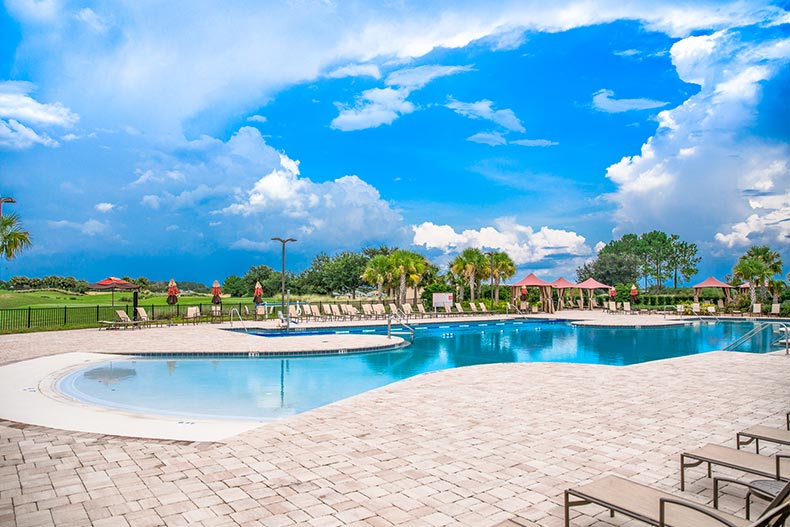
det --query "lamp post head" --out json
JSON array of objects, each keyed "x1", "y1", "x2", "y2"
[
  {"x1": 271, "y1": 237, "x2": 297, "y2": 244},
  {"x1": 0, "y1": 197, "x2": 15, "y2": 204}
]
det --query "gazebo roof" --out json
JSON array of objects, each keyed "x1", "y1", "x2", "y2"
[
  {"x1": 692, "y1": 276, "x2": 733, "y2": 289},
  {"x1": 512, "y1": 273, "x2": 551, "y2": 287},
  {"x1": 551, "y1": 277, "x2": 576, "y2": 289},
  {"x1": 575, "y1": 277, "x2": 611, "y2": 289}
]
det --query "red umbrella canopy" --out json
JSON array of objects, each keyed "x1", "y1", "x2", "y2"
[
  {"x1": 512, "y1": 273, "x2": 551, "y2": 287},
  {"x1": 551, "y1": 277, "x2": 576, "y2": 289},
  {"x1": 254, "y1": 281, "x2": 263, "y2": 296},
  {"x1": 211, "y1": 280, "x2": 222, "y2": 296},
  {"x1": 575, "y1": 277, "x2": 612, "y2": 289},
  {"x1": 692, "y1": 276, "x2": 733, "y2": 289},
  {"x1": 90, "y1": 276, "x2": 138, "y2": 290}
]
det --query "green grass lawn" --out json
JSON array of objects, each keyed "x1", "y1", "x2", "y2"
[{"x1": 0, "y1": 290, "x2": 275, "y2": 309}]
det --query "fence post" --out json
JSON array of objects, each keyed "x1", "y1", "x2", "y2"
[
  {"x1": 96, "y1": 305, "x2": 99, "y2": 322},
  {"x1": 64, "y1": 305, "x2": 67, "y2": 326},
  {"x1": 27, "y1": 306, "x2": 31, "y2": 328}
]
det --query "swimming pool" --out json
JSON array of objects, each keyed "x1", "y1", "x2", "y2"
[{"x1": 58, "y1": 319, "x2": 767, "y2": 421}]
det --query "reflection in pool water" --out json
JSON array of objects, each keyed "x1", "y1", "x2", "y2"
[{"x1": 58, "y1": 319, "x2": 765, "y2": 421}]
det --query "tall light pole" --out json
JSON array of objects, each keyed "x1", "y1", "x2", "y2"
[
  {"x1": 271, "y1": 237, "x2": 296, "y2": 325},
  {"x1": 0, "y1": 197, "x2": 16, "y2": 217}
]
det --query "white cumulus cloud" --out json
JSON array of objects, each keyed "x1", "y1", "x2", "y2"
[
  {"x1": 0, "y1": 81, "x2": 79, "y2": 149},
  {"x1": 331, "y1": 87, "x2": 414, "y2": 131},
  {"x1": 326, "y1": 63, "x2": 382, "y2": 79},
  {"x1": 95, "y1": 202, "x2": 114, "y2": 213},
  {"x1": 467, "y1": 131, "x2": 507, "y2": 146},
  {"x1": 412, "y1": 218, "x2": 590, "y2": 265}
]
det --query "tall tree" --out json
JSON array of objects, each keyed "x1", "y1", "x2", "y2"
[
  {"x1": 325, "y1": 251, "x2": 368, "y2": 298},
  {"x1": 455, "y1": 248, "x2": 487, "y2": 302},
  {"x1": 667, "y1": 236, "x2": 701, "y2": 288},
  {"x1": 489, "y1": 251, "x2": 516, "y2": 304},
  {"x1": 0, "y1": 213, "x2": 32, "y2": 262}
]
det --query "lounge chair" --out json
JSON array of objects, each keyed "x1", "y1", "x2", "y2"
[
  {"x1": 330, "y1": 304, "x2": 345, "y2": 320},
  {"x1": 707, "y1": 306, "x2": 717, "y2": 316},
  {"x1": 565, "y1": 474, "x2": 790, "y2": 527},
  {"x1": 478, "y1": 302, "x2": 489, "y2": 313},
  {"x1": 441, "y1": 304, "x2": 454, "y2": 315},
  {"x1": 321, "y1": 303, "x2": 334, "y2": 320},
  {"x1": 771, "y1": 304, "x2": 781, "y2": 317},
  {"x1": 738, "y1": 426, "x2": 790, "y2": 454},
  {"x1": 183, "y1": 306, "x2": 201, "y2": 324},
  {"x1": 713, "y1": 477, "x2": 788, "y2": 520},
  {"x1": 623, "y1": 301, "x2": 632, "y2": 315},
  {"x1": 401, "y1": 303, "x2": 415, "y2": 318},
  {"x1": 752, "y1": 304, "x2": 762, "y2": 317},
  {"x1": 360, "y1": 303, "x2": 375, "y2": 319},
  {"x1": 373, "y1": 303, "x2": 387, "y2": 318},
  {"x1": 468, "y1": 302, "x2": 479, "y2": 313},
  {"x1": 211, "y1": 305, "x2": 225, "y2": 323},
  {"x1": 680, "y1": 443, "x2": 790, "y2": 491},
  {"x1": 135, "y1": 307, "x2": 161, "y2": 327},
  {"x1": 310, "y1": 304, "x2": 325, "y2": 320},
  {"x1": 416, "y1": 304, "x2": 434, "y2": 318},
  {"x1": 115, "y1": 309, "x2": 143, "y2": 329},
  {"x1": 718, "y1": 299, "x2": 725, "y2": 310},
  {"x1": 345, "y1": 304, "x2": 361, "y2": 320},
  {"x1": 692, "y1": 303, "x2": 701, "y2": 316},
  {"x1": 455, "y1": 303, "x2": 467, "y2": 315},
  {"x1": 608, "y1": 301, "x2": 618, "y2": 314},
  {"x1": 676, "y1": 305, "x2": 685, "y2": 316},
  {"x1": 255, "y1": 305, "x2": 267, "y2": 321}
]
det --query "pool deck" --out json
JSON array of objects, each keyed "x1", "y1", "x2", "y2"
[{"x1": 0, "y1": 311, "x2": 788, "y2": 526}]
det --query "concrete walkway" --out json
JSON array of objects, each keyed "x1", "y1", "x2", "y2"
[{"x1": 0, "y1": 313, "x2": 788, "y2": 526}]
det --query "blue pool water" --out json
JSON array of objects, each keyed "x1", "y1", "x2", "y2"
[{"x1": 59, "y1": 319, "x2": 767, "y2": 421}]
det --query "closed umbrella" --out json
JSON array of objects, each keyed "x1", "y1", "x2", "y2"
[
  {"x1": 630, "y1": 284, "x2": 638, "y2": 302},
  {"x1": 211, "y1": 280, "x2": 222, "y2": 305},
  {"x1": 166, "y1": 279, "x2": 179, "y2": 305},
  {"x1": 253, "y1": 281, "x2": 263, "y2": 304}
]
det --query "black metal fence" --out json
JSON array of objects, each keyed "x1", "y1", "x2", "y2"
[
  {"x1": 0, "y1": 299, "x2": 399, "y2": 332},
  {"x1": 0, "y1": 302, "x2": 260, "y2": 332}
]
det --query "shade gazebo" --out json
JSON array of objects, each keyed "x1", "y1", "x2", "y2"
[
  {"x1": 551, "y1": 277, "x2": 576, "y2": 310},
  {"x1": 692, "y1": 276, "x2": 734, "y2": 303},
  {"x1": 575, "y1": 277, "x2": 612, "y2": 310},
  {"x1": 511, "y1": 273, "x2": 555, "y2": 314}
]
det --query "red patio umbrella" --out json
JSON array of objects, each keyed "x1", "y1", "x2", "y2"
[
  {"x1": 211, "y1": 280, "x2": 222, "y2": 305},
  {"x1": 253, "y1": 281, "x2": 263, "y2": 304},
  {"x1": 88, "y1": 276, "x2": 139, "y2": 306},
  {"x1": 630, "y1": 284, "x2": 638, "y2": 301},
  {"x1": 166, "y1": 279, "x2": 179, "y2": 306}
]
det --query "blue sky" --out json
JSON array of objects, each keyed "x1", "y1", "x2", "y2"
[{"x1": 1, "y1": 1, "x2": 789, "y2": 285}]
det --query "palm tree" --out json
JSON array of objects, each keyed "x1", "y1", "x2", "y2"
[
  {"x1": 389, "y1": 250, "x2": 425, "y2": 306},
  {"x1": 767, "y1": 278, "x2": 785, "y2": 306},
  {"x1": 361, "y1": 255, "x2": 392, "y2": 300},
  {"x1": 489, "y1": 251, "x2": 516, "y2": 305},
  {"x1": 449, "y1": 254, "x2": 468, "y2": 302},
  {"x1": 0, "y1": 213, "x2": 32, "y2": 261},
  {"x1": 407, "y1": 255, "x2": 428, "y2": 305},
  {"x1": 455, "y1": 248, "x2": 487, "y2": 303},
  {"x1": 733, "y1": 257, "x2": 765, "y2": 305},
  {"x1": 742, "y1": 246, "x2": 783, "y2": 302}
]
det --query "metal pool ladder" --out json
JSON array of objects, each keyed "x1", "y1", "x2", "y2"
[
  {"x1": 229, "y1": 308, "x2": 248, "y2": 332},
  {"x1": 387, "y1": 311, "x2": 415, "y2": 343},
  {"x1": 724, "y1": 321, "x2": 789, "y2": 354}
]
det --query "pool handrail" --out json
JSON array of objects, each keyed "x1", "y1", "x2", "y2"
[
  {"x1": 229, "y1": 308, "x2": 248, "y2": 333},
  {"x1": 387, "y1": 310, "x2": 415, "y2": 343},
  {"x1": 724, "y1": 321, "x2": 789, "y2": 354}
]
